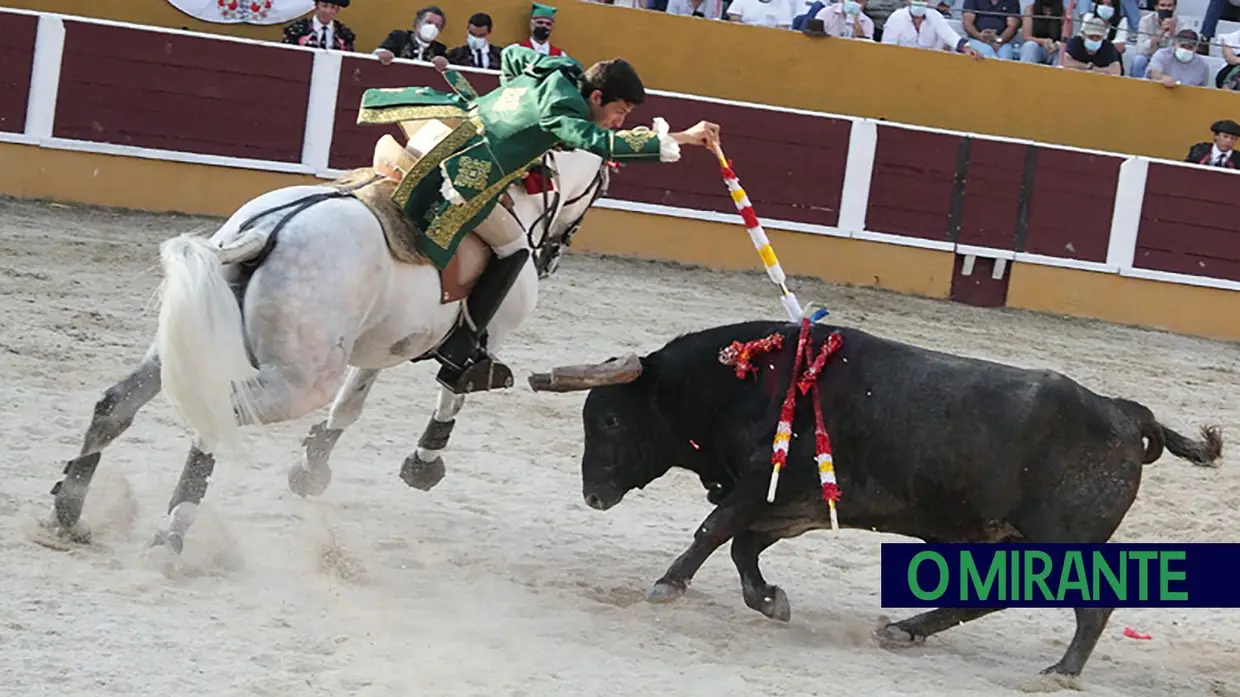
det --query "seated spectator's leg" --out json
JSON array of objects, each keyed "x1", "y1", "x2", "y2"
[
  {"x1": 969, "y1": 38, "x2": 999, "y2": 57},
  {"x1": 1201, "y1": 0, "x2": 1224, "y2": 43},
  {"x1": 1019, "y1": 40, "x2": 1046, "y2": 63},
  {"x1": 1130, "y1": 52, "x2": 1149, "y2": 78},
  {"x1": 997, "y1": 41, "x2": 1017, "y2": 59},
  {"x1": 1121, "y1": 0, "x2": 1140, "y2": 30}
]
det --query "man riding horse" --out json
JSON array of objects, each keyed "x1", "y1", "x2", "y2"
[{"x1": 357, "y1": 44, "x2": 721, "y2": 395}]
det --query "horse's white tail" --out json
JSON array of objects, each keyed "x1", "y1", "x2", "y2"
[{"x1": 155, "y1": 233, "x2": 262, "y2": 453}]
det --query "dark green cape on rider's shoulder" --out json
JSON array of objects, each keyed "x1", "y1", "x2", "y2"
[{"x1": 357, "y1": 45, "x2": 667, "y2": 269}]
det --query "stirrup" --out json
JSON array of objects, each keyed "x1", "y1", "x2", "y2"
[{"x1": 436, "y1": 357, "x2": 515, "y2": 394}]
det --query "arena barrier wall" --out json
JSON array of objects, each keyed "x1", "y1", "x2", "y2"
[
  {"x1": 4, "y1": 0, "x2": 1234, "y2": 163},
  {"x1": 3, "y1": 8, "x2": 1240, "y2": 343}
]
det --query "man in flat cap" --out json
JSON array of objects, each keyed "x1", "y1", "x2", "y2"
[
  {"x1": 1146, "y1": 29, "x2": 1210, "y2": 88},
  {"x1": 1185, "y1": 119, "x2": 1240, "y2": 168},
  {"x1": 355, "y1": 48, "x2": 721, "y2": 393},
  {"x1": 282, "y1": 1, "x2": 356, "y2": 51},
  {"x1": 516, "y1": 3, "x2": 569, "y2": 56}
]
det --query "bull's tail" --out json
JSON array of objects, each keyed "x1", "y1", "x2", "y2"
[{"x1": 1114, "y1": 398, "x2": 1223, "y2": 467}]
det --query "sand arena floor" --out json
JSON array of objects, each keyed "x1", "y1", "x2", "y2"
[{"x1": 0, "y1": 197, "x2": 1237, "y2": 697}]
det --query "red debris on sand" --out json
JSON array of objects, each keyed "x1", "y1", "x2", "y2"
[{"x1": 1123, "y1": 627, "x2": 1152, "y2": 640}]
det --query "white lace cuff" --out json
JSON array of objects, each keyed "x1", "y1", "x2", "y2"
[{"x1": 653, "y1": 117, "x2": 681, "y2": 163}]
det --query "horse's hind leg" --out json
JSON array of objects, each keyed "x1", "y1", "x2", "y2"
[
  {"x1": 288, "y1": 367, "x2": 382, "y2": 497},
  {"x1": 149, "y1": 443, "x2": 214, "y2": 554},
  {"x1": 50, "y1": 345, "x2": 161, "y2": 541},
  {"x1": 400, "y1": 386, "x2": 466, "y2": 491}
]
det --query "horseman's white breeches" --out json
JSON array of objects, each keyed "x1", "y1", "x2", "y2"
[{"x1": 471, "y1": 204, "x2": 526, "y2": 259}]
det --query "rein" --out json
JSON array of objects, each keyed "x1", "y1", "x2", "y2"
[{"x1": 519, "y1": 153, "x2": 609, "y2": 277}]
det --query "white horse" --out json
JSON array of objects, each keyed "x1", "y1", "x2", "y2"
[{"x1": 47, "y1": 127, "x2": 611, "y2": 555}]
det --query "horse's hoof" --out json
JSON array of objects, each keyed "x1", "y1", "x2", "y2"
[
  {"x1": 288, "y1": 463, "x2": 331, "y2": 498},
  {"x1": 400, "y1": 454, "x2": 445, "y2": 491},
  {"x1": 873, "y1": 622, "x2": 923, "y2": 648},
  {"x1": 149, "y1": 529, "x2": 184, "y2": 555},
  {"x1": 647, "y1": 579, "x2": 686, "y2": 604}
]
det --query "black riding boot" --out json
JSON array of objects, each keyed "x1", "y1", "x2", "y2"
[{"x1": 432, "y1": 248, "x2": 530, "y2": 395}]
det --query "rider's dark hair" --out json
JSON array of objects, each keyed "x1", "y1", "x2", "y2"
[{"x1": 579, "y1": 59, "x2": 646, "y2": 106}]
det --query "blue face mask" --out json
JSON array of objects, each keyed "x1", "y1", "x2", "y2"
[
  {"x1": 1096, "y1": 4, "x2": 1114, "y2": 19},
  {"x1": 1084, "y1": 37, "x2": 1103, "y2": 51},
  {"x1": 909, "y1": 1, "x2": 927, "y2": 15},
  {"x1": 844, "y1": 0, "x2": 862, "y2": 13}
]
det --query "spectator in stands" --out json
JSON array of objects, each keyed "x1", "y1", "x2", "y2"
[
  {"x1": 1215, "y1": 28, "x2": 1240, "y2": 88},
  {"x1": 881, "y1": 0, "x2": 984, "y2": 55},
  {"x1": 1199, "y1": 0, "x2": 1240, "y2": 55},
  {"x1": 1130, "y1": 0, "x2": 1178, "y2": 77},
  {"x1": 282, "y1": 1, "x2": 356, "y2": 51},
  {"x1": 1184, "y1": 119, "x2": 1240, "y2": 167},
  {"x1": 447, "y1": 13, "x2": 503, "y2": 69},
  {"x1": 1019, "y1": 0, "x2": 1064, "y2": 65},
  {"x1": 962, "y1": 0, "x2": 1021, "y2": 59},
  {"x1": 1062, "y1": 13, "x2": 1123, "y2": 74},
  {"x1": 1145, "y1": 29, "x2": 1211, "y2": 86},
  {"x1": 805, "y1": 0, "x2": 877, "y2": 38},
  {"x1": 726, "y1": 0, "x2": 797, "y2": 27},
  {"x1": 1092, "y1": 0, "x2": 1130, "y2": 59},
  {"x1": 865, "y1": 0, "x2": 908, "y2": 41},
  {"x1": 666, "y1": 0, "x2": 726, "y2": 18},
  {"x1": 516, "y1": 3, "x2": 569, "y2": 56},
  {"x1": 375, "y1": 6, "x2": 448, "y2": 64}
]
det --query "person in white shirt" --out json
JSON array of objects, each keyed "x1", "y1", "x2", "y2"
[
  {"x1": 881, "y1": 0, "x2": 983, "y2": 55},
  {"x1": 809, "y1": 0, "x2": 876, "y2": 38},
  {"x1": 666, "y1": 0, "x2": 726, "y2": 19},
  {"x1": 727, "y1": 0, "x2": 797, "y2": 28}
]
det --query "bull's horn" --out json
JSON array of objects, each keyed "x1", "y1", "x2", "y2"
[{"x1": 528, "y1": 353, "x2": 643, "y2": 392}]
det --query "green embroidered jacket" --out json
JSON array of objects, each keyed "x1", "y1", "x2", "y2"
[{"x1": 357, "y1": 44, "x2": 669, "y2": 268}]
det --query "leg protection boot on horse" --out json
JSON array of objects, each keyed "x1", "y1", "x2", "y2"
[{"x1": 432, "y1": 247, "x2": 530, "y2": 394}]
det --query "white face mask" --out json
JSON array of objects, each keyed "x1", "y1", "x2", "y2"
[
  {"x1": 418, "y1": 22, "x2": 440, "y2": 42},
  {"x1": 467, "y1": 34, "x2": 488, "y2": 50},
  {"x1": 909, "y1": 1, "x2": 927, "y2": 16},
  {"x1": 1095, "y1": 5, "x2": 1114, "y2": 19},
  {"x1": 1174, "y1": 46, "x2": 1193, "y2": 61}
]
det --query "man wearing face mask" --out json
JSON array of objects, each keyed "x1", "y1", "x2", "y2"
[
  {"x1": 375, "y1": 5, "x2": 449, "y2": 65},
  {"x1": 1062, "y1": 14, "x2": 1122, "y2": 74},
  {"x1": 516, "y1": 3, "x2": 568, "y2": 57},
  {"x1": 880, "y1": 0, "x2": 983, "y2": 56},
  {"x1": 356, "y1": 47, "x2": 721, "y2": 393},
  {"x1": 805, "y1": 0, "x2": 876, "y2": 39},
  {"x1": 447, "y1": 13, "x2": 503, "y2": 69},
  {"x1": 1145, "y1": 29, "x2": 1209, "y2": 87},
  {"x1": 1130, "y1": 0, "x2": 1178, "y2": 78}
]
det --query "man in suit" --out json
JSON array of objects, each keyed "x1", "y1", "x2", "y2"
[
  {"x1": 375, "y1": 5, "x2": 449, "y2": 64},
  {"x1": 1185, "y1": 119, "x2": 1240, "y2": 169},
  {"x1": 515, "y1": 2, "x2": 568, "y2": 57},
  {"x1": 446, "y1": 13, "x2": 503, "y2": 69},
  {"x1": 282, "y1": 1, "x2": 356, "y2": 51}
]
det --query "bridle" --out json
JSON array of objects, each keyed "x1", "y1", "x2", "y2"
[{"x1": 516, "y1": 152, "x2": 611, "y2": 278}]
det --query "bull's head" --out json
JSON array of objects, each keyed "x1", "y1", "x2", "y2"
[{"x1": 529, "y1": 354, "x2": 675, "y2": 511}]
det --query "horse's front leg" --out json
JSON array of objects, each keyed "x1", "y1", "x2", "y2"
[
  {"x1": 288, "y1": 367, "x2": 382, "y2": 497},
  {"x1": 401, "y1": 386, "x2": 466, "y2": 491}
]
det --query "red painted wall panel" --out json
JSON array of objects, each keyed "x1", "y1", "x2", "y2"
[
  {"x1": 1021, "y1": 149, "x2": 1118, "y2": 263},
  {"x1": 53, "y1": 21, "x2": 312, "y2": 162},
  {"x1": 1135, "y1": 163, "x2": 1240, "y2": 281},
  {"x1": 955, "y1": 139, "x2": 1025, "y2": 250},
  {"x1": 330, "y1": 59, "x2": 501, "y2": 171},
  {"x1": 0, "y1": 11, "x2": 38, "y2": 134},
  {"x1": 867, "y1": 126, "x2": 959, "y2": 242},
  {"x1": 615, "y1": 98, "x2": 849, "y2": 227}
]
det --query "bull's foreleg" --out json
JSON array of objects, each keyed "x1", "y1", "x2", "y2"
[
  {"x1": 1042, "y1": 607, "x2": 1114, "y2": 677},
  {"x1": 288, "y1": 367, "x2": 382, "y2": 497},
  {"x1": 876, "y1": 607, "x2": 1004, "y2": 647},
  {"x1": 400, "y1": 386, "x2": 466, "y2": 491},
  {"x1": 648, "y1": 477, "x2": 767, "y2": 604},
  {"x1": 730, "y1": 530, "x2": 789, "y2": 621}
]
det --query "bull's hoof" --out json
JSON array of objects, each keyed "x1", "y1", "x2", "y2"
[
  {"x1": 288, "y1": 463, "x2": 332, "y2": 498},
  {"x1": 745, "y1": 585, "x2": 791, "y2": 622},
  {"x1": 401, "y1": 454, "x2": 445, "y2": 491},
  {"x1": 1039, "y1": 662, "x2": 1081, "y2": 678},
  {"x1": 873, "y1": 621, "x2": 925, "y2": 648},
  {"x1": 647, "y1": 579, "x2": 687, "y2": 604}
]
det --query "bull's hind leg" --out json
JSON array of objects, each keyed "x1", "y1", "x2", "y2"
[
  {"x1": 400, "y1": 386, "x2": 466, "y2": 491},
  {"x1": 876, "y1": 607, "x2": 1004, "y2": 647},
  {"x1": 1042, "y1": 607, "x2": 1113, "y2": 677},
  {"x1": 730, "y1": 530, "x2": 791, "y2": 621},
  {"x1": 288, "y1": 367, "x2": 382, "y2": 497},
  {"x1": 50, "y1": 346, "x2": 161, "y2": 541}
]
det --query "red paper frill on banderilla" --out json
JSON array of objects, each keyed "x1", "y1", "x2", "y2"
[{"x1": 717, "y1": 317, "x2": 844, "y2": 506}]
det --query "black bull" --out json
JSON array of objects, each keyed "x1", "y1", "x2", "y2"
[{"x1": 528, "y1": 320, "x2": 1223, "y2": 678}]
